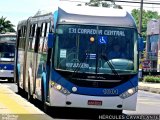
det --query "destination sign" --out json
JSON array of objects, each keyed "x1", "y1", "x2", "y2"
[{"x1": 68, "y1": 28, "x2": 125, "y2": 36}]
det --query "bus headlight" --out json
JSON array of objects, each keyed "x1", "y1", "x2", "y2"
[
  {"x1": 51, "y1": 81, "x2": 70, "y2": 95},
  {"x1": 56, "y1": 85, "x2": 62, "y2": 90},
  {"x1": 51, "y1": 81, "x2": 55, "y2": 86},
  {"x1": 119, "y1": 87, "x2": 138, "y2": 99}
]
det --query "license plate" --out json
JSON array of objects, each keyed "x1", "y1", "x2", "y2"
[{"x1": 88, "y1": 100, "x2": 102, "y2": 106}]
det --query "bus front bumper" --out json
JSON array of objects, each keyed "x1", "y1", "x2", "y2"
[
  {"x1": 0, "y1": 70, "x2": 14, "y2": 78},
  {"x1": 49, "y1": 89, "x2": 138, "y2": 111}
]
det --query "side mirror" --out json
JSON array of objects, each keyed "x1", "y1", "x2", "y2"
[
  {"x1": 48, "y1": 33, "x2": 54, "y2": 48},
  {"x1": 138, "y1": 37, "x2": 144, "y2": 52}
]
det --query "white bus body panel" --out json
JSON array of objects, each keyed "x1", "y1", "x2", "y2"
[
  {"x1": 50, "y1": 89, "x2": 67, "y2": 107},
  {"x1": 0, "y1": 70, "x2": 14, "y2": 78},
  {"x1": 49, "y1": 89, "x2": 137, "y2": 110},
  {"x1": 65, "y1": 94, "x2": 123, "y2": 110},
  {"x1": 123, "y1": 92, "x2": 138, "y2": 110}
]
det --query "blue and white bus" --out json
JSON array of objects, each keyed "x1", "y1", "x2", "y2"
[
  {"x1": 15, "y1": 5, "x2": 142, "y2": 113},
  {"x1": 0, "y1": 32, "x2": 16, "y2": 82}
]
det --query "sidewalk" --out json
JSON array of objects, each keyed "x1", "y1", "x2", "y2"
[
  {"x1": 138, "y1": 82, "x2": 160, "y2": 94},
  {"x1": 0, "y1": 84, "x2": 54, "y2": 120}
]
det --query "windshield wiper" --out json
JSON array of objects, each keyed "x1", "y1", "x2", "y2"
[
  {"x1": 101, "y1": 54, "x2": 121, "y2": 79},
  {"x1": 71, "y1": 49, "x2": 91, "y2": 78}
]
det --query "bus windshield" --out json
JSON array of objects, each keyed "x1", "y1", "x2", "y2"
[
  {"x1": 0, "y1": 35, "x2": 16, "y2": 61},
  {"x1": 54, "y1": 25, "x2": 138, "y2": 75},
  {"x1": 0, "y1": 36, "x2": 16, "y2": 41},
  {"x1": 0, "y1": 43, "x2": 15, "y2": 60}
]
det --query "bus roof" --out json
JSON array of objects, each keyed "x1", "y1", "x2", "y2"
[
  {"x1": 57, "y1": 5, "x2": 136, "y2": 28},
  {"x1": 0, "y1": 32, "x2": 16, "y2": 37},
  {"x1": 0, "y1": 32, "x2": 16, "y2": 44},
  {"x1": 17, "y1": 5, "x2": 137, "y2": 29},
  {"x1": 0, "y1": 40, "x2": 15, "y2": 44}
]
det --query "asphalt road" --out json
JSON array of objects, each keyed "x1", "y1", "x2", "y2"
[
  {"x1": 124, "y1": 90, "x2": 160, "y2": 114},
  {"x1": 1, "y1": 83, "x2": 160, "y2": 119}
]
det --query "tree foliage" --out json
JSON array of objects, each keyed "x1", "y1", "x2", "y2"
[
  {"x1": 85, "y1": 1, "x2": 160, "y2": 39},
  {"x1": 0, "y1": 16, "x2": 15, "y2": 33},
  {"x1": 85, "y1": 0, "x2": 122, "y2": 9},
  {"x1": 131, "y1": 9, "x2": 160, "y2": 38}
]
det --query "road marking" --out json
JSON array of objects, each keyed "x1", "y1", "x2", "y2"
[
  {"x1": 139, "y1": 101, "x2": 160, "y2": 105},
  {"x1": 0, "y1": 88, "x2": 30, "y2": 114},
  {"x1": 138, "y1": 98, "x2": 160, "y2": 105},
  {"x1": 0, "y1": 86, "x2": 53, "y2": 120}
]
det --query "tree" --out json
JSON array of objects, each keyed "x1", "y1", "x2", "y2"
[
  {"x1": 85, "y1": 0, "x2": 122, "y2": 9},
  {"x1": 0, "y1": 16, "x2": 15, "y2": 33},
  {"x1": 131, "y1": 9, "x2": 160, "y2": 38}
]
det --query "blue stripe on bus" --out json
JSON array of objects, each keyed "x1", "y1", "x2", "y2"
[
  {"x1": 53, "y1": 10, "x2": 58, "y2": 30},
  {"x1": 42, "y1": 72, "x2": 47, "y2": 101},
  {"x1": 51, "y1": 70, "x2": 138, "y2": 96},
  {"x1": 0, "y1": 64, "x2": 14, "y2": 70},
  {"x1": 17, "y1": 64, "x2": 21, "y2": 81}
]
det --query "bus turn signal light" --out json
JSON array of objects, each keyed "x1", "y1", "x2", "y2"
[{"x1": 51, "y1": 81, "x2": 70, "y2": 95}]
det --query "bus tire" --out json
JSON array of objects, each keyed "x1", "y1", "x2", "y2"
[{"x1": 8, "y1": 78, "x2": 14, "y2": 83}]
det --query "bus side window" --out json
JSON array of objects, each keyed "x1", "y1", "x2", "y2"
[
  {"x1": 43, "y1": 22, "x2": 50, "y2": 53},
  {"x1": 38, "y1": 22, "x2": 50, "y2": 53},
  {"x1": 28, "y1": 24, "x2": 37, "y2": 51},
  {"x1": 34, "y1": 26, "x2": 41, "y2": 53},
  {"x1": 37, "y1": 22, "x2": 49, "y2": 73},
  {"x1": 19, "y1": 26, "x2": 26, "y2": 50},
  {"x1": 44, "y1": 23, "x2": 48, "y2": 37},
  {"x1": 28, "y1": 25, "x2": 33, "y2": 50},
  {"x1": 23, "y1": 26, "x2": 27, "y2": 49},
  {"x1": 32, "y1": 24, "x2": 36, "y2": 37},
  {"x1": 38, "y1": 22, "x2": 49, "y2": 55},
  {"x1": 29, "y1": 24, "x2": 33, "y2": 37},
  {"x1": 17, "y1": 30, "x2": 21, "y2": 49},
  {"x1": 19, "y1": 27, "x2": 23, "y2": 49},
  {"x1": 39, "y1": 23, "x2": 46, "y2": 52}
]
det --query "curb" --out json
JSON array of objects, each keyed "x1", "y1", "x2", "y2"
[{"x1": 138, "y1": 85, "x2": 160, "y2": 94}]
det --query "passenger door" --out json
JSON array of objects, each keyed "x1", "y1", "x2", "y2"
[{"x1": 35, "y1": 22, "x2": 51, "y2": 100}]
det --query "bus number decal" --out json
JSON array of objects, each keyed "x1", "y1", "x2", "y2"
[
  {"x1": 69, "y1": 28, "x2": 77, "y2": 34},
  {"x1": 103, "y1": 89, "x2": 118, "y2": 95}
]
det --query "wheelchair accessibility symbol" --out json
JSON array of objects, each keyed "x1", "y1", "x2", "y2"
[{"x1": 98, "y1": 36, "x2": 107, "y2": 44}]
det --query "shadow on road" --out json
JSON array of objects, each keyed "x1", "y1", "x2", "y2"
[
  {"x1": 45, "y1": 107, "x2": 142, "y2": 120},
  {"x1": 47, "y1": 108, "x2": 123, "y2": 119},
  {"x1": 16, "y1": 92, "x2": 143, "y2": 120},
  {"x1": 33, "y1": 100, "x2": 123, "y2": 119}
]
